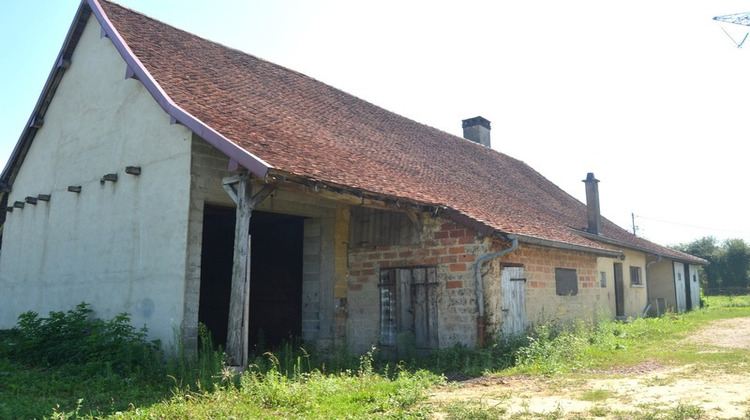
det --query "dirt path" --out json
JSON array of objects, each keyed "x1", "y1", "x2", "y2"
[{"x1": 429, "y1": 318, "x2": 750, "y2": 419}]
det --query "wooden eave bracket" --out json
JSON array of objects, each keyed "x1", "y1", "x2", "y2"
[
  {"x1": 222, "y1": 175, "x2": 276, "y2": 207},
  {"x1": 222, "y1": 175, "x2": 243, "y2": 204}
]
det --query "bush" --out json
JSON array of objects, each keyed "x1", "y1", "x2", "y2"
[{"x1": 5, "y1": 302, "x2": 160, "y2": 374}]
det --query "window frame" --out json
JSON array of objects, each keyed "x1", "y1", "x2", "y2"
[
  {"x1": 555, "y1": 267, "x2": 578, "y2": 296},
  {"x1": 629, "y1": 266, "x2": 643, "y2": 286}
]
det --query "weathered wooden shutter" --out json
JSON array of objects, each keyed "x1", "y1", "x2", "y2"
[
  {"x1": 411, "y1": 267, "x2": 438, "y2": 348},
  {"x1": 379, "y1": 269, "x2": 397, "y2": 346},
  {"x1": 379, "y1": 267, "x2": 438, "y2": 349}
]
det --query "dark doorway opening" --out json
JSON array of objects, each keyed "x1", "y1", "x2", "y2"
[
  {"x1": 683, "y1": 263, "x2": 692, "y2": 311},
  {"x1": 198, "y1": 205, "x2": 304, "y2": 351},
  {"x1": 248, "y1": 211, "x2": 304, "y2": 350},
  {"x1": 198, "y1": 205, "x2": 235, "y2": 348}
]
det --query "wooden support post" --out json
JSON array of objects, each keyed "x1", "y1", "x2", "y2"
[
  {"x1": 222, "y1": 175, "x2": 277, "y2": 369},
  {"x1": 226, "y1": 175, "x2": 252, "y2": 368}
]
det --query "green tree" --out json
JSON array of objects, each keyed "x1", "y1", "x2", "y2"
[
  {"x1": 672, "y1": 236, "x2": 720, "y2": 291},
  {"x1": 672, "y1": 236, "x2": 750, "y2": 294},
  {"x1": 717, "y1": 238, "x2": 750, "y2": 290}
]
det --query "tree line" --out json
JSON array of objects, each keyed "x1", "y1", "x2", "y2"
[{"x1": 672, "y1": 237, "x2": 750, "y2": 295}]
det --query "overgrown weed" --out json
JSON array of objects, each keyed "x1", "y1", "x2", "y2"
[{"x1": 3, "y1": 297, "x2": 750, "y2": 418}]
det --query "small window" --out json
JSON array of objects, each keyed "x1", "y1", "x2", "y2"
[
  {"x1": 555, "y1": 268, "x2": 578, "y2": 296},
  {"x1": 630, "y1": 266, "x2": 643, "y2": 285},
  {"x1": 379, "y1": 267, "x2": 438, "y2": 349},
  {"x1": 600, "y1": 271, "x2": 607, "y2": 288}
]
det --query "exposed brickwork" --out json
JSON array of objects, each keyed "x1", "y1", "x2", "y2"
[
  {"x1": 495, "y1": 243, "x2": 606, "y2": 329},
  {"x1": 346, "y1": 213, "x2": 493, "y2": 352}
]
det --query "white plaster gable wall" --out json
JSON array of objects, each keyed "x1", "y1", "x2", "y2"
[{"x1": 0, "y1": 14, "x2": 193, "y2": 344}]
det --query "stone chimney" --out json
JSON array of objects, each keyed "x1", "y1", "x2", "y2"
[
  {"x1": 462, "y1": 116, "x2": 491, "y2": 148},
  {"x1": 583, "y1": 172, "x2": 601, "y2": 235}
]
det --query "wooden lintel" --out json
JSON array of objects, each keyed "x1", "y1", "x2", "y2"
[{"x1": 273, "y1": 181, "x2": 413, "y2": 212}]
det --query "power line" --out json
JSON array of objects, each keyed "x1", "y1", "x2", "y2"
[{"x1": 633, "y1": 214, "x2": 750, "y2": 237}]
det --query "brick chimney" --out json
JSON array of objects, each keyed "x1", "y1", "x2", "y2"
[
  {"x1": 583, "y1": 173, "x2": 601, "y2": 235},
  {"x1": 462, "y1": 116, "x2": 491, "y2": 147}
]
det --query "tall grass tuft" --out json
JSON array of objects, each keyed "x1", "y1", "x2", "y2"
[{"x1": 166, "y1": 322, "x2": 227, "y2": 390}]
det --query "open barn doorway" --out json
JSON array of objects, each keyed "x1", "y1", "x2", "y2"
[{"x1": 198, "y1": 205, "x2": 304, "y2": 351}]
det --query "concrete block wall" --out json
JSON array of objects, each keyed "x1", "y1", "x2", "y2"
[
  {"x1": 186, "y1": 139, "x2": 341, "y2": 350},
  {"x1": 301, "y1": 218, "x2": 322, "y2": 340},
  {"x1": 346, "y1": 214, "x2": 493, "y2": 353},
  {"x1": 184, "y1": 135, "x2": 236, "y2": 347}
]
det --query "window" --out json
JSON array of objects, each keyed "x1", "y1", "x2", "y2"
[
  {"x1": 600, "y1": 271, "x2": 607, "y2": 288},
  {"x1": 630, "y1": 266, "x2": 643, "y2": 286},
  {"x1": 555, "y1": 268, "x2": 578, "y2": 296},
  {"x1": 379, "y1": 267, "x2": 438, "y2": 349}
]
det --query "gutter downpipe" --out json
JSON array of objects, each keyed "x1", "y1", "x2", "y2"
[
  {"x1": 475, "y1": 234, "x2": 518, "y2": 348},
  {"x1": 643, "y1": 255, "x2": 662, "y2": 316}
]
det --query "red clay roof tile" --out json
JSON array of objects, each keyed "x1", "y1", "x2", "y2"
[{"x1": 96, "y1": 0, "x2": 704, "y2": 264}]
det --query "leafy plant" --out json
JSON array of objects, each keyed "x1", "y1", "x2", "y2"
[{"x1": 8, "y1": 302, "x2": 159, "y2": 374}]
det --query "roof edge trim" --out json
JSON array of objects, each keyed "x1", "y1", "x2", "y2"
[
  {"x1": 87, "y1": 0, "x2": 271, "y2": 178},
  {"x1": 573, "y1": 228, "x2": 708, "y2": 265},
  {"x1": 517, "y1": 234, "x2": 624, "y2": 258}
]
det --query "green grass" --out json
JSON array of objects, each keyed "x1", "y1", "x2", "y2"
[
  {"x1": 101, "y1": 363, "x2": 442, "y2": 419},
  {"x1": 705, "y1": 294, "x2": 750, "y2": 308},
  {"x1": 440, "y1": 399, "x2": 509, "y2": 419},
  {"x1": 2, "y1": 297, "x2": 750, "y2": 418},
  {"x1": 578, "y1": 389, "x2": 615, "y2": 402}
]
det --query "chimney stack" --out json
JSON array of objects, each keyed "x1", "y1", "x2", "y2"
[
  {"x1": 462, "y1": 116, "x2": 491, "y2": 148},
  {"x1": 583, "y1": 172, "x2": 601, "y2": 235}
]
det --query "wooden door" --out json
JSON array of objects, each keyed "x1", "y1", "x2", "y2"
[
  {"x1": 501, "y1": 266, "x2": 526, "y2": 336},
  {"x1": 683, "y1": 263, "x2": 693, "y2": 311},
  {"x1": 689, "y1": 265, "x2": 700, "y2": 310},
  {"x1": 674, "y1": 261, "x2": 686, "y2": 312},
  {"x1": 614, "y1": 263, "x2": 625, "y2": 317}
]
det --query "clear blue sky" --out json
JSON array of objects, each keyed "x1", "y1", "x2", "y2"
[{"x1": 3, "y1": 0, "x2": 750, "y2": 247}]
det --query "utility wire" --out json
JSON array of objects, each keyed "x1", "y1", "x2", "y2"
[{"x1": 633, "y1": 214, "x2": 750, "y2": 236}]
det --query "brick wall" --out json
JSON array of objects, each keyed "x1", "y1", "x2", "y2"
[
  {"x1": 345, "y1": 213, "x2": 609, "y2": 352},
  {"x1": 346, "y1": 214, "x2": 493, "y2": 352},
  {"x1": 497, "y1": 244, "x2": 607, "y2": 328}
]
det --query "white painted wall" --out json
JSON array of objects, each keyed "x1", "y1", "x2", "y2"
[
  {"x1": 689, "y1": 265, "x2": 700, "y2": 310},
  {"x1": 674, "y1": 261, "x2": 687, "y2": 312},
  {"x1": 0, "y1": 14, "x2": 193, "y2": 344},
  {"x1": 648, "y1": 259, "x2": 676, "y2": 313}
]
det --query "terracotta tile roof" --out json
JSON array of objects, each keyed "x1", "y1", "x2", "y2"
[{"x1": 96, "y1": 0, "x2": 703, "y2": 264}]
